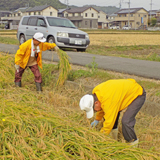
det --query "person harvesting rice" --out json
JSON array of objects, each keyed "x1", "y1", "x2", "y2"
[
  {"x1": 14, "y1": 32, "x2": 59, "y2": 91},
  {"x1": 79, "y1": 79, "x2": 146, "y2": 147}
]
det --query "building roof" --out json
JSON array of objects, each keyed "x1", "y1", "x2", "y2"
[
  {"x1": 115, "y1": 7, "x2": 148, "y2": 14},
  {"x1": 148, "y1": 10, "x2": 158, "y2": 15},
  {"x1": 13, "y1": 7, "x2": 31, "y2": 13},
  {"x1": 27, "y1": 4, "x2": 57, "y2": 12},
  {"x1": 58, "y1": 8, "x2": 67, "y2": 13},
  {"x1": 65, "y1": 6, "x2": 99, "y2": 13}
]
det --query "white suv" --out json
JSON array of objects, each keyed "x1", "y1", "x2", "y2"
[{"x1": 17, "y1": 16, "x2": 90, "y2": 52}]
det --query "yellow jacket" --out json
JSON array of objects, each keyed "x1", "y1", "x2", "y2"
[
  {"x1": 92, "y1": 79, "x2": 143, "y2": 134},
  {"x1": 15, "y1": 39, "x2": 56, "y2": 69}
]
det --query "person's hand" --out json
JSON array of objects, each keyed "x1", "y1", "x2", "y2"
[
  {"x1": 54, "y1": 46, "x2": 59, "y2": 52},
  {"x1": 91, "y1": 120, "x2": 99, "y2": 127},
  {"x1": 15, "y1": 64, "x2": 19, "y2": 72}
]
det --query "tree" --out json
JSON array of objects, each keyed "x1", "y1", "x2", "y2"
[{"x1": 151, "y1": 17, "x2": 157, "y2": 26}]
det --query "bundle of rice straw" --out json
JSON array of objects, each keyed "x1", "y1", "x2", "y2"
[{"x1": 56, "y1": 49, "x2": 71, "y2": 86}]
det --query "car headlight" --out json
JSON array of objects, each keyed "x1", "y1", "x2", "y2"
[
  {"x1": 85, "y1": 34, "x2": 89, "y2": 39},
  {"x1": 57, "y1": 32, "x2": 68, "y2": 38}
]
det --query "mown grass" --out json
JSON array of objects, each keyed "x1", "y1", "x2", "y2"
[{"x1": 1, "y1": 53, "x2": 160, "y2": 159}]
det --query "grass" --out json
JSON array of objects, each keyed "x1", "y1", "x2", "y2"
[
  {"x1": 1, "y1": 53, "x2": 160, "y2": 159},
  {"x1": 0, "y1": 36, "x2": 19, "y2": 45}
]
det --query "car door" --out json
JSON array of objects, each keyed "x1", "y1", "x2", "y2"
[{"x1": 26, "y1": 16, "x2": 38, "y2": 40}]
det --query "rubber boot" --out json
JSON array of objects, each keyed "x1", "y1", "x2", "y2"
[
  {"x1": 130, "y1": 139, "x2": 139, "y2": 148},
  {"x1": 15, "y1": 81, "x2": 21, "y2": 87},
  {"x1": 109, "y1": 128, "x2": 118, "y2": 141},
  {"x1": 35, "y1": 82, "x2": 42, "y2": 91}
]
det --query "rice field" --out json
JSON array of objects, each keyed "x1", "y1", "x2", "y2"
[
  {"x1": 1, "y1": 53, "x2": 160, "y2": 159},
  {"x1": 89, "y1": 33, "x2": 160, "y2": 47}
]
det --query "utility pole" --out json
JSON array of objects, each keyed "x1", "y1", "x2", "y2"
[
  {"x1": 127, "y1": 0, "x2": 130, "y2": 30},
  {"x1": 150, "y1": 0, "x2": 153, "y2": 26},
  {"x1": 119, "y1": 0, "x2": 122, "y2": 9},
  {"x1": 66, "y1": 0, "x2": 69, "y2": 9}
]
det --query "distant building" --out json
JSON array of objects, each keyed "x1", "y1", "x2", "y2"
[
  {"x1": 63, "y1": 6, "x2": 99, "y2": 29},
  {"x1": 98, "y1": 11, "x2": 109, "y2": 29},
  {"x1": 115, "y1": 7, "x2": 148, "y2": 29},
  {"x1": 26, "y1": 4, "x2": 58, "y2": 17},
  {"x1": 1, "y1": 5, "x2": 58, "y2": 29}
]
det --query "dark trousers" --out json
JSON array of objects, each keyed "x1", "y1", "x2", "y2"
[
  {"x1": 112, "y1": 88, "x2": 146, "y2": 142},
  {"x1": 14, "y1": 64, "x2": 42, "y2": 83}
]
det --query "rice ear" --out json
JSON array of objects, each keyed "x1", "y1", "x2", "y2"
[{"x1": 56, "y1": 49, "x2": 71, "y2": 86}]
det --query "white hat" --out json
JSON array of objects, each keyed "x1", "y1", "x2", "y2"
[
  {"x1": 33, "y1": 32, "x2": 46, "y2": 42},
  {"x1": 79, "y1": 94, "x2": 94, "y2": 119}
]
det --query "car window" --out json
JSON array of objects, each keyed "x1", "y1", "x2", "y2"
[
  {"x1": 22, "y1": 17, "x2": 29, "y2": 25},
  {"x1": 37, "y1": 18, "x2": 46, "y2": 26},
  {"x1": 28, "y1": 17, "x2": 37, "y2": 26},
  {"x1": 46, "y1": 17, "x2": 76, "y2": 28}
]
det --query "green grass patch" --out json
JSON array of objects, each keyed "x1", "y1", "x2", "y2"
[{"x1": 0, "y1": 37, "x2": 19, "y2": 45}]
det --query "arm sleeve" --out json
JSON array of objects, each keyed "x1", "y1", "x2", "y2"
[
  {"x1": 100, "y1": 108, "x2": 119, "y2": 135},
  {"x1": 41, "y1": 42, "x2": 56, "y2": 51},
  {"x1": 15, "y1": 43, "x2": 28, "y2": 65}
]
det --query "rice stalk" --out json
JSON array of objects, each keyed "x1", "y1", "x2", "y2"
[{"x1": 56, "y1": 49, "x2": 71, "y2": 86}]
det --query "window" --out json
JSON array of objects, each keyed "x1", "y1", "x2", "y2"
[
  {"x1": 18, "y1": 13, "x2": 21, "y2": 16},
  {"x1": 85, "y1": 13, "x2": 87, "y2": 17},
  {"x1": 34, "y1": 12, "x2": 36, "y2": 15},
  {"x1": 144, "y1": 15, "x2": 147, "y2": 17},
  {"x1": 22, "y1": 17, "x2": 29, "y2": 25},
  {"x1": 72, "y1": 13, "x2": 75, "y2": 17},
  {"x1": 92, "y1": 13, "x2": 94, "y2": 17},
  {"x1": 124, "y1": 14, "x2": 126, "y2": 17},
  {"x1": 131, "y1": 14, "x2": 133, "y2": 17},
  {"x1": 139, "y1": 14, "x2": 140, "y2": 17},
  {"x1": 98, "y1": 16, "x2": 100, "y2": 18},
  {"x1": 28, "y1": 17, "x2": 37, "y2": 26},
  {"x1": 38, "y1": 12, "x2": 40, "y2": 15},
  {"x1": 29, "y1": 12, "x2": 31, "y2": 15},
  {"x1": 50, "y1": 12, "x2": 52, "y2": 16},
  {"x1": 37, "y1": 18, "x2": 46, "y2": 26}
]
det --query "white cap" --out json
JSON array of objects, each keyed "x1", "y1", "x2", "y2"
[
  {"x1": 33, "y1": 32, "x2": 46, "y2": 42},
  {"x1": 79, "y1": 94, "x2": 94, "y2": 119}
]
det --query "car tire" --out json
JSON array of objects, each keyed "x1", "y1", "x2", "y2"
[
  {"x1": 77, "y1": 48, "x2": 86, "y2": 52},
  {"x1": 19, "y1": 34, "x2": 26, "y2": 45},
  {"x1": 48, "y1": 36, "x2": 55, "y2": 43}
]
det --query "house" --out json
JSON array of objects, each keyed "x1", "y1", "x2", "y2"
[
  {"x1": 1, "y1": 7, "x2": 31, "y2": 29},
  {"x1": 107, "y1": 13, "x2": 119, "y2": 27},
  {"x1": 0, "y1": 11, "x2": 12, "y2": 26},
  {"x1": 58, "y1": 8, "x2": 67, "y2": 17},
  {"x1": 98, "y1": 10, "x2": 109, "y2": 29},
  {"x1": 115, "y1": 7, "x2": 148, "y2": 29},
  {"x1": 1, "y1": 5, "x2": 58, "y2": 29},
  {"x1": 63, "y1": 6, "x2": 99, "y2": 29},
  {"x1": 156, "y1": 10, "x2": 160, "y2": 17},
  {"x1": 26, "y1": 4, "x2": 58, "y2": 17},
  {"x1": 148, "y1": 10, "x2": 158, "y2": 18}
]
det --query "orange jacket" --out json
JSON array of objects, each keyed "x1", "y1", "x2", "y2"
[
  {"x1": 15, "y1": 39, "x2": 56, "y2": 69},
  {"x1": 92, "y1": 79, "x2": 143, "y2": 134}
]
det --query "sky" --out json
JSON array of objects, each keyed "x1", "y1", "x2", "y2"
[{"x1": 59, "y1": 0, "x2": 160, "y2": 11}]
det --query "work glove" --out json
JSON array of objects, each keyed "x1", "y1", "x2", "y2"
[
  {"x1": 15, "y1": 64, "x2": 20, "y2": 72},
  {"x1": 54, "y1": 46, "x2": 59, "y2": 52},
  {"x1": 91, "y1": 120, "x2": 99, "y2": 127}
]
